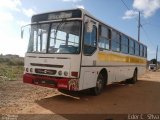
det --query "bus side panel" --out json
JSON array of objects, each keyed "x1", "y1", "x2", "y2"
[
  {"x1": 80, "y1": 67, "x2": 97, "y2": 90},
  {"x1": 106, "y1": 67, "x2": 115, "y2": 84},
  {"x1": 138, "y1": 65, "x2": 146, "y2": 76},
  {"x1": 115, "y1": 67, "x2": 125, "y2": 82},
  {"x1": 78, "y1": 66, "x2": 114, "y2": 90}
]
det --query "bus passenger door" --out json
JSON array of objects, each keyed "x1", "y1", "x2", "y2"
[{"x1": 80, "y1": 16, "x2": 98, "y2": 90}]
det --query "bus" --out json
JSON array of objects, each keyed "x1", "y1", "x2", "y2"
[{"x1": 22, "y1": 8, "x2": 147, "y2": 95}]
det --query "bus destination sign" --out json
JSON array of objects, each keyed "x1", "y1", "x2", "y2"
[
  {"x1": 32, "y1": 9, "x2": 82, "y2": 22},
  {"x1": 48, "y1": 12, "x2": 72, "y2": 20}
]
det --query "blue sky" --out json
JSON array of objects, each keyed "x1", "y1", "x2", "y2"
[{"x1": 0, "y1": 0, "x2": 160, "y2": 61}]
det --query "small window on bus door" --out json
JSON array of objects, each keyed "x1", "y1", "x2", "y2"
[
  {"x1": 98, "y1": 25, "x2": 110, "y2": 50},
  {"x1": 83, "y1": 23, "x2": 97, "y2": 55},
  {"x1": 111, "y1": 30, "x2": 120, "y2": 52}
]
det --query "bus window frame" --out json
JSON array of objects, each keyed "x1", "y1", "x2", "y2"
[
  {"x1": 129, "y1": 38, "x2": 135, "y2": 55},
  {"x1": 144, "y1": 46, "x2": 147, "y2": 58},
  {"x1": 135, "y1": 42, "x2": 140, "y2": 56},
  {"x1": 140, "y1": 44, "x2": 144, "y2": 57},
  {"x1": 111, "y1": 30, "x2": 121, "y2": 52},
  {"x1": 121, "y1": 34, "x2": 129, "y2": 54},
  {"x1": 26, "y1": 20, "x2": 82, "y2": 55},
  {"x1": 98, "y1": 24, "x2": 111, "y2": 51},
  {"x1": 83, "y1": 22, "x2": 97, "y2": 56}
]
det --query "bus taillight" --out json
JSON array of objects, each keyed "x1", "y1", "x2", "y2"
[{"x1": 71, "y1": 72, "x2": 78, "y2": 77}]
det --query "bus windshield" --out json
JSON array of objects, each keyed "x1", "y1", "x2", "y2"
[{"x1": 27, "y1": 21, "x2": 81, "y2": 54}]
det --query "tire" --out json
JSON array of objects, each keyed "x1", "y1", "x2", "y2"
[
  {"x1": 90, "y1": 73, "x2": 105, "y2": 96},
  {"x1": 128, "y1": 70, "x2": 138, "y2": 84}
]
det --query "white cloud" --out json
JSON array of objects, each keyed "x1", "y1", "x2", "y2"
[
  {"x1": 22, "y1": 8, "x2": 36, "y2": 17},
  {"x1": 0, "y1": 0, "x2": 36, "y2": 17},
  {"x1": 76, "y1": 5, "x2": 85, "y2": 9},
  {"x1": 0, "y1": 0, "x2": 35, "y2": 56},
  {"x1": 0, "y1": 12, "x2": 14, "y2": 23},
  {"x1": 0, "y1": 0, "x2": 21, "y2": 11},
  {"x1": 133, "y1": 0, "x2": 160, "y2": 18},
  {"x1": 62, "y1": 0, "x2": 82, "y2": 2},
  {"x1": 122, "y1": 0, "x2": 160, "y2": 19},
  {"x1": 0, "y1": 37, "x2": 27, "y2": 57},
  {"x1": 122, "y1": 10, "x2": 138, "y2": 19},
  {"x1": 0, "y1": 29, "x2": 27, "y2": 57}
]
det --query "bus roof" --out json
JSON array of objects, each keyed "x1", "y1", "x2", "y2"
[
  {"x1": 32, "y1": 8, "x2": 147, "y2": 47},
  {"x1": 80, "y1": 9, "x2": 147, "y2": 47}
]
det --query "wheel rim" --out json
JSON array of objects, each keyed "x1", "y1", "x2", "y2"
[{"x1": 96, "y1": 75, "x2": 103, "y2": 93}]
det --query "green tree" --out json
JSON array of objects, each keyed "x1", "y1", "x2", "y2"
[{"x1": 151, "y1": 59, "x2": 157, "y2": 64}]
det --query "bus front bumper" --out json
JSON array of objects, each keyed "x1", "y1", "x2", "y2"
[{"x1": 23, "y1": 73, "x2": 79, "y2": 91}]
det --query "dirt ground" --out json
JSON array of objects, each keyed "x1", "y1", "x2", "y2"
[{"x1": 0, "y1": 71, "x2": 160, "y2": 120}]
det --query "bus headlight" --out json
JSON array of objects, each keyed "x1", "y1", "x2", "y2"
[
  {"x1": 30, "y1": 68, "x2": 33, "y2": 72},
  {"x1": 26, "y1": 68, "x2": 29, "y2": 72},
  {"x1": 58, "y1": 71, "x2": 62, "y2": 76},
  {"x1": 64, "y1": 71, "x2": 68, "y2": 76}
]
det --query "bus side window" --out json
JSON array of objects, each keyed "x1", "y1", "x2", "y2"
[
  {"x1": 129, "y1": 39, "x2": 135, "y2": 55},
  {"x1": 83, "y1": 23, "x2": 97, "y2": 55},
  {"x1": 140, "y1": 44, "x2": 144, "y2": 57},
  {"x1": 135, "y1": 42, "x2": 140, "y2": 56},
  {"x1": 121, "y1": 35, "x2": 129, "y2": 54},
  {"x1": 144, "y1": 46, "x2": 147, "y2": 58},
  {"x1": 111, "y1": 31, "x2": 120, "y2": 52},
  {"x1": 146, "y1": 47, "x2": 147, "y2": 58},
  {"x1": 98, "y1": 25, "x2": 110, "y2": 50}
]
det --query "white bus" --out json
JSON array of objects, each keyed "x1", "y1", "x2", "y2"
[{"x1": 22, "y1": 9, "x2": 147, "y2": 95}]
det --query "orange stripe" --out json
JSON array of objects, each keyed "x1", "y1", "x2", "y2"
[{"x1": 98, "y1": 52, "x2": 147, "y2": 64}]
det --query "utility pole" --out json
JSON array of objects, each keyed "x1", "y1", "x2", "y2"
[
  {"x1": 138, "y1": 11, "x2": 141, "y2": 42},
  {"x1": 156, "y1": 45, "x2": 158, "y2": 69}
]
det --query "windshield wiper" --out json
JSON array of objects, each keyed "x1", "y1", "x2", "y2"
[{"x1": 54, "y1": 19, "x2": 66, "y2": 45}]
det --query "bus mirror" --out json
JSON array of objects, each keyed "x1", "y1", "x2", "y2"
[
  {"x1": 21, "y1": 29, "x2": 24, "y2": 39},
  {"x1": 21, "y1": 24, "x2": 31, "y2": 39},
  {"x1": 86, "y1": 22, "x2": 93, "y2": 33}
]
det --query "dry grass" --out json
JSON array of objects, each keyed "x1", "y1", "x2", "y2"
[{"x1": 0, "y1": 58, "x2": 24, "y2": 81}]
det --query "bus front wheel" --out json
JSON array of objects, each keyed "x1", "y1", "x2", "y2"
[{"x1": 90, "y1": 73, "x2": 105, "y2": 96}]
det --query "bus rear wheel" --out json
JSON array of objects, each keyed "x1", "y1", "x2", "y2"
[
  {"x1": 127, "y1": 70, "x2": 137, "y2": 84},
  {"x1": 91, "y1": 73, "x2": 105, "y2": 96}
]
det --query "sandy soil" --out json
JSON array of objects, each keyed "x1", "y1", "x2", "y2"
[{"x1": 0, "y1": 71, "x2": 160, "y2": 120}]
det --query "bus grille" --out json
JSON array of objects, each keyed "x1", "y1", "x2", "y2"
[{"x1": 35, "y1": 68, "x2": 57, "y2": 75}]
